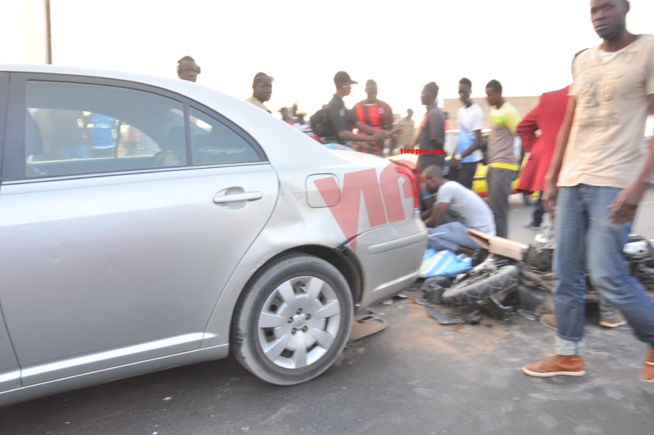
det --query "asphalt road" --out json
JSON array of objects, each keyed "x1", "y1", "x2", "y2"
[{"x1": 3, "y1": 189, "x2": 654, "y2": 435}]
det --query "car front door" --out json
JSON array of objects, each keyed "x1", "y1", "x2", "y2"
[
  {"x1": 0, "y1": 72, "x2": 21, "y2": 393},
  {"x1": 0, "y1": 74, "x2": 278, "y2": 386}
]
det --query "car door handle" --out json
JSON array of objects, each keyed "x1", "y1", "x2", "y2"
[{"x1": 212, "y1": 191, "x2": 263, "y2": 204}]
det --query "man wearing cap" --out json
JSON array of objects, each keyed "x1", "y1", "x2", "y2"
[
  {"x1": 246, "y1": 72, "x2": 273, "y2": 113},
  {"x1": 322, "y1": 71, "x2": 387, "y2": 148}
]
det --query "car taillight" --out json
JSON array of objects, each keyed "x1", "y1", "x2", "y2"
[{"x1": 392, "y1": 162, "x2": 419, "y2": 209}]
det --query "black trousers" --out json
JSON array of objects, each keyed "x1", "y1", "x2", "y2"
[{"x1": 449, "y1": 162, "x2": 478, "y2": 190}]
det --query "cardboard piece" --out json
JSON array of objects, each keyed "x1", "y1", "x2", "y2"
[
  {"x1": 349, "y1": 313, "x2": 387, "y2": 341},
  {"x1": 467, "y1": 229, "x2": 528, "y2": 261}
]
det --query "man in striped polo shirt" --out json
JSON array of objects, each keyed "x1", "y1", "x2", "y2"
[{"x1": 352, "y1": 80, "x2": 394, "y2": 156}]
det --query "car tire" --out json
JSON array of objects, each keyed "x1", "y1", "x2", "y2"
[
  {"x1": 231, "y1": 254, "x2": 354, "y2": 385},
  {"x1": 442, "y1": 265, "x2": 519, "y2": 307}
]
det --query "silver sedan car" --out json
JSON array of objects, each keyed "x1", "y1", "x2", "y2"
[{"x1": 0, "y1": 65, "x2": 427, "y2": 406}]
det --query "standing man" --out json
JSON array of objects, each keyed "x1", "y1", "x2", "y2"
[
  {"x1": 279, "y1": 107, "x2": 294, "y2": 124},
  {"x1": 352, "y1": 80, "x2": 394, "y2": 156},
  {"x1": 176, "y1": 56, "x2": 201, "y2": 83},
  {"x1": 485, "y1": 79, "x2": 521, "y2": 238},
  {"x1": 519, "y1": 83, "x2": 626, "y2": 329},
  {"x1": 322, "y1": 71, "x2": 388, "y2": 148},
  {"x1": 417, "y1": 82, "x2": 446, "y2": 172},
  {"x1": 517, "y1": 85, "x2": 570, "y2": 229},
  {"x1": 90, "y1": 113, "x2": 116, "y2": 158},
  {"x1": 450, "y1": 78, "x2": 484, "y2": 190},
  {"x1": 523, "y1": 0, "x2": 654, "y2": 381},
  {"x1": 394, "y1": 109, "x2": 415, "y2": 152},
  {"x1": 246, "y1": 72, "x2": 273, "y2": 114}
]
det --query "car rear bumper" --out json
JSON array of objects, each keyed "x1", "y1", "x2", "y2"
[{"x1": 350, "y1": 211, "x2": 427, "y2": 309}]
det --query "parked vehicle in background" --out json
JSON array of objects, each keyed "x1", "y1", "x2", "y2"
[{"x1": 0, "y1": 65, "x2": 427, "y2": 406}]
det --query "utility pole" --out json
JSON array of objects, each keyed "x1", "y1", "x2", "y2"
[{"x1": 46, "y1": 0, "x2": 52, "y2": 64}]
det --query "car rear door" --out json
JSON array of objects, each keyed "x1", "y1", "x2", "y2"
[{"x1": 0, "y1": 73, "x2": 278, "y2": 386}]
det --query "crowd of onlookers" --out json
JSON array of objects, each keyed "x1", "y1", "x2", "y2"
[{"x1": 175, "y1": 55, "x2": 543, "y2": 245}]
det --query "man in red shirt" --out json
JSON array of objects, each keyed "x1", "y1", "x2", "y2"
[{"x1": 352, "y1": 80, "x2": 394, "y2": 156}]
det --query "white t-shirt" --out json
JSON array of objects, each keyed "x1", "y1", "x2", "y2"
[
  {"x1": 457, "y1": 103, "x2": 484, "y2": 163},
  {"x1": 437, "y1": 181, "x2": 496, "y2": 235},
  {"x1": 560, "y1": 34, "x2": 654, "y2": 189}
]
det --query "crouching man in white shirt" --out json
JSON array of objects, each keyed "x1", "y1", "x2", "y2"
[{"x1": 420, "y1": 165, "x2": 496, "y2": 256}]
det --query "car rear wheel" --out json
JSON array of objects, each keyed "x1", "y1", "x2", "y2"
[{"x1": 232, "y1": 254, "x2": 354, "y2": 385}]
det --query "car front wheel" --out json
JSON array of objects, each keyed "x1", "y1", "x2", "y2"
[{"x1": 232, "y1": 254, "x2": 354, "y2": 385}]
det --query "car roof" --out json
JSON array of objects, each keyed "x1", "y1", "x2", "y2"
[{"x1": 1, "y1": 63, "x2": 190, "y2": 91}]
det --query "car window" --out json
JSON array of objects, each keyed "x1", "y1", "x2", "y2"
[
  {"x1": 25, "y1": 81, "x2": 186, "y2": 178},
  {"x1": 188, "y1": 108, "x2": 262, "y2": 166}
]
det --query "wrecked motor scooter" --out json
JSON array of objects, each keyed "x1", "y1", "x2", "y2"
[{"x1": 428, "y1": 224, "x2": 654, "y2": 320}]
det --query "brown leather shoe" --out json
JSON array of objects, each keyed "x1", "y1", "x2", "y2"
[
  {"x1": 539, "y1": 313, "x2": 557, "y2": 331},
  {"x1": 643, "y1": 348, "x2": 654, "y2": 382},
  {"x1": 540, "y1": 312, "x2": 627, "y2": 330},
  {"x1": 522, "y1": 354, "x2": 586, "y2": 377}
]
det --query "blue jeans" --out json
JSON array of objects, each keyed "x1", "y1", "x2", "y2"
[
  {"x1": 427, "y1": 222, "x2": 480, "y2": 252},
  {"x1": 554, "y1": 185, "x2": 654, "y2": 355}
]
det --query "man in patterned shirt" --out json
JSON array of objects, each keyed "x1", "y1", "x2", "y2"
[{"x1": 523, "y1": 0, "x2": 654, "y2": 382}]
